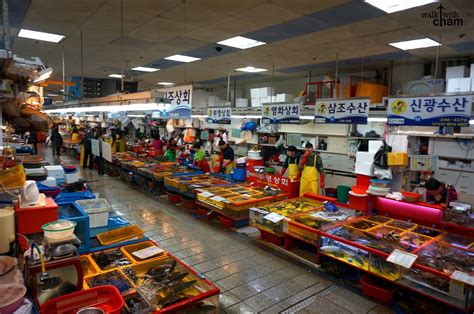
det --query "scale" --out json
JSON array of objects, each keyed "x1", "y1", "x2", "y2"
[{"x1": 43, "y1": 234, "x2": 81, "y2": 260}]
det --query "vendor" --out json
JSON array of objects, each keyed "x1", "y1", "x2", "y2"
[
  {"x1": 219, "y1": 140, "x2": 235, "y2": 174},
  {"x1": 299, "y1": 143, "x2": 324, "y2": 197},
  {"x1": 165, "y1": 138, "x2": 178, "y2": 162},
  {"x1": 425, "y1": 178, "x2": 458, "y2": 205},
  {"x1": 192, "y1": 142, "x2": 210, "y2": 173},
  {"x1": 281, "y1": 146, "x2": 300, "y2": 179},
  {"x1": 152, "y1": 135, "x2": 165, "y2": 155}
]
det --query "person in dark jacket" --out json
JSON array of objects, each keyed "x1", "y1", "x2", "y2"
[
  {"x1": 51, "y1": 127, "x2": 63, "y2": 156},
  {"x1": 28, "y1": 131, "x2": 38, "y2": 155},
  {"x1": 83, "y1": 128, "x2": 94, "y2": 169}
]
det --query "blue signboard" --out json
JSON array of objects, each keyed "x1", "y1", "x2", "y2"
[
  {"x1": 262, "y1": 103, "x2": 300, "y2": 124},
  {"x1": 207, "y1": 107, "x2": 231, "y2": 124},
  {"x1": 314, "y1": 98, "x2": 370, "y2": 124},
  {"x1": 387, "y1": 95, "x2": 472, "y2": 127}
]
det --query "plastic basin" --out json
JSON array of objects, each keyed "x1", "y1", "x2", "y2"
[
  {"x1": 402, "y1": 191, "x2": 421, "y2": 203},
  {"x1": 0, "y1": 284, "x2": 26, "y2": 313},
  {"x1": 42, "y1": 220, "x2": 76, "y2": 240}
]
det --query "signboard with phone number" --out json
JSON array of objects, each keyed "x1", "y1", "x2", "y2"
[
  {"x1": 387, "y1": 95, "x2": 472, "y2": 127},
  {"x1": 314, "y1": 98, "x2": 370, "y2": 124},
  {"x1": 262, "y1": 103, "x2": 300, "y2": 124},
  {"x1": 207, "y1": 107, "x2": 231, "y2": 124}
]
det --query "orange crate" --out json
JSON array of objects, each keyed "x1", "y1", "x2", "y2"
[
  {"x1": 120, "y1": 241, "x2": 167, "y2": 263},
  {"x1": 97, "y1": 226, "x2": 144, "y2": 246},
  {"x1": 80, "y1": 255, "x2": 101, "y2": 276}
]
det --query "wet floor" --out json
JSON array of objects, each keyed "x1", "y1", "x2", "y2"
[{"x1": 43, "y1": 146, "x2": 392, "y2": 313}]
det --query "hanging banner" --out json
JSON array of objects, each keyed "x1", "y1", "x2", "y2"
[
  {"x1": 314, "y1": 98, "x2": 370, "y2": 124},
  {"x1": 262, "y1": 103, "x2": 300, "y2": 124},
  {"x1": 155, "y1": 84, "x2": 192, "y2": 118},
  {"x1": 387, "y1": 95, "x2": 472, "y2": 127},
  {"x1": 206, "y1": 107, "x2": 231, "y2": 124}
]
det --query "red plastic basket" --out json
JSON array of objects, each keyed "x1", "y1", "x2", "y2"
[
  {"x1": 166, "y1": 191, "x2": 181, "y2": 203},
  {"x1": 219, "y1": 216, "x2": 234, "y2": 228},
  {"x1": 41, "y1": 285, "x2": 124, "y2": 314},
  {"x1": 360, "y1": 275, "x2": 394, "y2": 303},
  {"x1": 180, "y1": 196, "x2": 196, "y2": 210}
]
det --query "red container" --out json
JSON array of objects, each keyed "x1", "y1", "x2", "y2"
[
  {"x1": 246, "y1": 158, "x2": 264, "y2": 171},
  {"x1": 360, "y1": 275, "x2": 394, "y2": 303},
  {"x1": 402, "y1": 191, "x2": 421, "y2": 203},
  {"x1": 181, "y1": 196, "x2": 196, "y2": 210},
  {"x1": 219, "y1": 216, "x2": 234, "y2": 228},
  {"x1": 261, "y1": 230, "x2": 284, "y2": 246},
  {"x1": 356, "y1": 175, "x2": 371, "y2": 188},
  {"x1": 195, "y1": 207, "x2": 209, "y2": 216},
  {"x1": 15, "y1": 198, "x2": 58, "y2": 234},
  {"x1": 166, "y1": 191, "x2": 181, "y2": 203},
  {"x1": 349, "y1": 193, "x2": 370, "y2": 211},
  {"x1": 351, "y1": 185, "x2": 367, "y2": 195},
  {"x1": 42, "y1": 187, "x2": 61, "y2": 198},
  {"x1": 41, "y1": 286, "x2": 124, "y2": 314}
]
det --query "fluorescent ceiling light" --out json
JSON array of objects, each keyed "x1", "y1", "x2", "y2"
[
  {"x1": 300, "y1": 116, "x2": 314, "y2": 120},
  {"x1": 109, "y1": 74, "x2": 124, "y2": 78},
  {"x1": 389, "y1": 38, "x2": 440, "y2": 50},
  {"x1": 157, "y1": 82, "x2": 174, "y2": 86},
  {"x1": 18, "y1": 29, "x2": 65, "y2": 43},
  {"x1": 235, "y1": 66, "x2": 267, "y2": 73},
  {"x1": 232, "y1": 115, "x2": 261, "y2": 119},
  {"x1": 470, "y1": 120, "x2": 474, "y2": 125},
  {"x1": 191, "y1": 114, "x2": 209, "y2": 118},
  {"x1": 164, "y1": 54, "x2": 201, "y2": 63},
  {"x1": 368, "y1": 117, "x2": 388, "y2": 122},
  {"x1": 45, "y1": 102, "x2": 167, "y2": 114},
  {"x1": 46, "y1": 93, "x2": 59, "y2": 97},
  {"x1": 132, "y1": 66, "x2": 160, "y2": 72},
  {"x1": 364, "y1": 0, "x2": 437, "y2": 14},
  {"x1": 217, "y1": 36, "x2": 265, "y2": 49},
  {"x1": 127, "y1": 114, "x2": 145, "y2": 118}
]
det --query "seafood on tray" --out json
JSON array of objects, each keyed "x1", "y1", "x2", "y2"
[
  {"x1": 366, "y1": 216, "x2": 391, "y2": 224},
  {"x1": 349, "y1": 220, "x2": 377, "y2": 230},
  {"x1": 370, "y1": 257, "x2": 399, "y2": 279},
  {"x1": 92, "y1": 249, "x2": 132, "y2": 270},
  {"x1": 416, "y1": 242, "x2": 474, "y2": 274}
]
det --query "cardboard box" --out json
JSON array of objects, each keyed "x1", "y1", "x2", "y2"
[
  {"x1": 356, "y1": 152, "x2": 376, "y2": 163},
  {"x1": 388, "y1": 152, "x2": 408, "y2": 166},
  {"x1": 447, "y1": 78, "x2": 471, "y2": 93},
  {"x1": 355, "y1": 162, "x2": 374, "y2": 176},
  {"x1": 446, "y1": 66, "x2": 468, "y2": 80},
  {"x1": 236, "y1": 98, "x2": 248, "y2": 108}
]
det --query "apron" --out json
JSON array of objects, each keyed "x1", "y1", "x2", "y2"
[
  {"x1": 288, "y1": 158, "x2": 299, "y2": 180},
  {"x1": 224, "y1": 160, "x2": 236, "y2": 174},
  {"x1": 299, "y1": 154, "x2": 319, "y2": 197}
]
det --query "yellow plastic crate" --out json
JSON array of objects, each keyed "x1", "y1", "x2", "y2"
[
  {"x1": 120, "y1": 241, "x2": 167, "y2": 263},
  {"x1": 97, "y1": 225, "x2": 144, "y2": 246},
  {"x1": 84, "y1": 268, "x2": 135, "y2": 292},
  {"x1": 388, "y1": 152, "x2": 408, "y2": 166},
  {"x1": 80, "y1": 255, "x2": 101, "y2": 277},
  {"x1": 90, "y1": 247, "x2": 134, "y2": 272}
]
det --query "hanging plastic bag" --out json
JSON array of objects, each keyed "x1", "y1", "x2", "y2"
[
  {"x1": 374, "y1": 166, "x2": 393, "y2": 180},
  {"x1": 373, "y1": 141, "x2": 392, "y2": 170}
]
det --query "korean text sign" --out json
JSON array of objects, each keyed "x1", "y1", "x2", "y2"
[
  {"x1": 314, "y1": 98, "x2": 370, "y2": 124},
  {"x1": 207, "y1": 107, "x2": 232, "y2": 124},
  {"x1": 156, "y1": 84, "x2": 192, "y2": 118},
  {"x1": 262, "y1": 103, "x2": 300, "y2": 124},
  {"x1": 387, "y1": 95, "x2": 472, "y2": 127}
]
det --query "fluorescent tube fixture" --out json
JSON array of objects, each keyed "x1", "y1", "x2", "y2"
[
  {"x1": 389, "y1": 38, "x2": 440, "y2": 50},
  {"x1": 300, "y1": 116, "x2": 314, "y2": 120},
  {"x1": 235, "y1": 66, "x2": 267, "y2": 73},
  {"x1": 164, "y1": 54, "x2": 201, "y2": 63},
  {"x1": 109, "y1": 74, "x2": 124, "y2": 78},
  {"x1": 18, "y1": 29, "x2": 65, "y2": 43},
  {"x1": 127, "y1": 114, "x2": 145, "y2": 118},
  {"x1": 232, "y1": 115, "x2": 261, "y2": 119},
  {"x1": 157, "y1": 82, "x2": 174, "y2": 86},
  {"x1": 191, "y1": 115, "x2": 209, "y2": 118},
  {"x1": 364, "y1": 0, "x2": 438, "y2": 13},
  {"x1": 45, "y1": 102, "x2": 166, "y2": 114},
  {"x1": 132, "y1": 66, "x2": 160, "y2": 72},
  {"x1": 367, "y1": 117, "x2": 388, "y2": 122},
  {"x1": 217, "y1": 36, "x2": 265, "y2": 49},
  {"x1": 470, "y1": 120, "x2": 474, "y2": 125}
]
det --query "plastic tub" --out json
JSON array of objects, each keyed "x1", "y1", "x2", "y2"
[
  {"x1": 97, "y1": 225, "x2": 144, "y2": 246},
  {"x1": 76, "y1": 199, "x2": 111, "y2": 228},
  {"x1": 402, "y1": 191, "x2": 421, "y2": 203},
  {"x1": 232, "y1": 168, "x2": 246, "y2": 181},
  {"x1": 351, "y1": 185, "x2": 367, "y2": 195},
  {"x1": 219, "y1": 216, "x2": 234, "y2": 228},
  {"x1": 360, "y1": 275, "x2": 394, "y2": 303},
  {"x1": 41, "y1": 220, "x2": 77, "y2": 240},
  {"x1": 370, "y1": 179, "x2": 390, "y2": 188},
  {"x1": 120, "y1": 241, "x2": 166, "y2": 263},
  {"x1": 41, "y1": 286, "x2": 125, "y2": 314},
  {"x1": 349, "y1": 193, "x2": 370, "y2": 211},
  {"x1": 337, "y1": 185, "x2": 351, "y2": 203},
  {"x1": 325, "y1": 188, "x2": 337, "y2": 197},
  {"x1": 180, "y1": 196, "x2": 196, "y2": 210},
  {"x1": 166, "y1": 191, "x2": 181, "y2": 203},
  {"x1": 0, "y1": 284, "x2": 26, "y2": 313}
]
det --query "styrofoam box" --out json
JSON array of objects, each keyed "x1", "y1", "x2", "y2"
[
  {"x1": 25, "y1": 167, "x2": 45, "y2": 175},
  {"x1": 76, "y1": 198, "x2": 111, "y2": 228},
  {"x1": 250, "y1": 88, "x2": 260, "y2": 98},
  {"x1": 260, "y1": 87, "x2": 274, "y2": 97},
  {"x1": 251, "y1": 98, "x2": 261, "y2": 107},
  {"x1": 207, "y1": 95, "x2": 219, "y2": 105},
  {"x1": 355, "y1": 162, "x2": 374, "y2": 176},
  {"x1": 447, "y1": 78, "x2": 471, "y2": 93},
  {"x1": 44, "y1": 165, "x2": 65, "y2": 179},
  {"x1": 276, "y1": 93, "x2": 295, "y2": 102},
  {"x1": 64, "y1": 172, "x2": 79, "y2": 184},
  {"x1": 40, "y1": 177, "x2": 57, "y2": 187},
  {"x1": 470, "y1": 64, "x2": 474, "y2": 78},
  {"x1": 260, "y1": 97, "x2": 270, "y2": 104},
  {"x1": 446, "y1": 66, "x2": 468, "y2": 80},
  {"x1": 368, "y1": 140, "x2": 383, "y2": 153},
  {"x1": 356, "y1": 152, "x2": 376, "y2": 163},
  {"x1": 236, "y1": 98, "x2": 248, "y2": 108}
]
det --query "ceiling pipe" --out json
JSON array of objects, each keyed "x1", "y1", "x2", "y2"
[{"x1": 2, "y1": 0, "x2": 10, "y2": 51}]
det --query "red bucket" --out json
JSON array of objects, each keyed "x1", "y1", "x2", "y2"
[
  {"x1": 166, "y1": 191, "x2": 181, "y2": 203},
  {"x1": 180, "y1": 196, "x2": 196, "y2": 210},
  {"x1": 219, "y1": 216, "x2": 234, "y2": 228}
]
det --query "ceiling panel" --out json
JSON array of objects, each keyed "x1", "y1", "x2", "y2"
[
  {"x1": 160, "y1": 3, "x2": 231, "y2": 31},
  {"x1": 185, "y1": 0, "x2": 266, "y2": 16},
  {"x1": 235, "y1": 3, "x2": 303, "y2": 26},
  {"x1": 160, "y1": 36, "x2": 210, "y2": 51},
  {"x1": 271, "y1": 0, "x2": 350, "y2": 14},
  {"x1": 127, "y1": 17, "x2": 186, "y2": 44}
]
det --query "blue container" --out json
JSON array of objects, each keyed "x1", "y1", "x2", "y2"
[
  {"x1": 232, "y1": 168, "x2": 246, "y2": 181},
  {"x1": 57, "y1": 202, "x2": 90, "y2": 253}
]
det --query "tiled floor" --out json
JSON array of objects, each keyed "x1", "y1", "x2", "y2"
[{"x1": 45, "y1": 147, "x2": 393, "y2": 313}]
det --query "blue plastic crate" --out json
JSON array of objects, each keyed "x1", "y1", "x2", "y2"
[
  {"x1": 89, "y1": 213, "x2": 130, "y2": 237},
  {"x1": 57, "y1": 202, "x2": 90, "y2": 254}
]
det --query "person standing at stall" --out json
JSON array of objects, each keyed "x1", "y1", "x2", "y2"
[
  {"x1": 95, "y1": 130, "x2": 105, "y2": 176},
  {"x1": 165, "y1": 138, "x2": 178, "y2": 162},
  {"x1": 425, "y1": 177, "x2": 458, "y2": 205},
  {"x1": 28, "y1": 131, "x2": 38, "y2": 155},
  {"x1": 51, "y1": 127, "x2": 63, "y2": 157},
  {"x1": 82, "y1": 128, "x2": 94, "y2": 169},
  {"x1": 152, "y1": 135, "x2": 165, "y2": 155},
  {"x1": 280, "y1": 146, "x2": 300, "y2": 179},
  {"x1": 299, "y1": 143, "x2": 324, "y2": 197},
  {"x1": 218, "y1": 140, "x2": 235, "y2": 174},
  {"x1": 192, "y1": 142, "x2": 210, "y2": 173}
]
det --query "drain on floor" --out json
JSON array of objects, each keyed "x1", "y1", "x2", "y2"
[{"x1": 281, "y1": 285, "x2": 338, "y2": 314}]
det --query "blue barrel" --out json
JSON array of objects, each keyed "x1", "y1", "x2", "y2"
[{"x1": 232, "y1": 168, "x2": 246, "y2": 181}]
